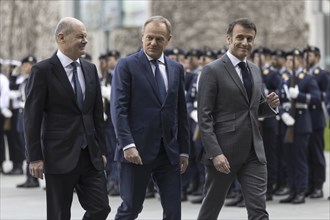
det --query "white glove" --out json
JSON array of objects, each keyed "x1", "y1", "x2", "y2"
[
  {"x1": 281, "y1": 112, "x2": 295, "y2": 126},
  {"x1": 190, "y1": 110, "x2": 198, "y2": 123},
  {"x1": 264, "y1": 88, "x2": 269, "y2": 95},
  {"x1": 101, "y1": 85, "x2": 111, "y2": 100},
  {"x1": 103, "y1": 112, "x2": 108, "y2": 121},
  {"x1": 1, "y1": 108, "x2": 13, "y2": 118},
  {"x1": 289, "y1": 85, "x2": 299, "y2": 99},
  {"x1": 8, "y1": 90, "x2": 21, "y2": 99},
  {"x1": 18, "y1": 101, "x2": 25, "y2": 109}
]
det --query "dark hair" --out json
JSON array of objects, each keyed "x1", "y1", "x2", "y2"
[
  {"x1": 142, "y1": 16, "x2": 172, "y2": 36},
  {"x1": 226, "y1": 18, "x2": 257, "y2": 36}
]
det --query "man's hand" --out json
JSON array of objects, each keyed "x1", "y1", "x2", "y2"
[
  {"x1": 180, "y1": 156, "x2": 188, "y2": 174},
  {"x1": 123, "y1": 147, "x2": 143, "y2": 165},
  {"x1": 266, "y1": 92, "x2": 280, "y2": 108},
  {"x1": 212, "y1": 154, "x2": 230, "y2": 174},
  {"x1": 29, "y1": 160, "x2": 44, "y2": 179}
]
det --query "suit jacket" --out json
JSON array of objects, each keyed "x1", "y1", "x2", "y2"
[
  {"x1": 24, "y1": 53, "x2": 106, "y2": 174},
  {"x1": 110, "y1": 50, "x2": 190, "y2": 165},
  {"x1": 197, "y1": 54, "x2": 276, "y2": 166}
]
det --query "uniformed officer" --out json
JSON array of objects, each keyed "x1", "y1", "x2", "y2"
[
  {"x1": 304, "y1": 46, "x2": 330, "y2": 199},
  {"x1": 185, "y1": 49, "x2": 203, "y2": 75},
  {"x1": 279, "y1": 49, "x2": 321, "y2": 204},
  {"x1": 272, "y1": 50, "x2": 291, "y2": 196},
  {"x1": 4, "y1": 59, "x2": 25, "y2": 175},
  {"x1": 102, "y1": 50, "x2": 121, "y2": 196},
  {"x1": 0, "y1": 59, "x2": 13, "y2": 173},
  {"x1": 15, "y1": 55, "x2": 39, "y2": 188},
  {"x1": 187, "y1": 49, "x2": 218, "y2": 204},
  {"x1": 252, "y1": 47, "x2": 282, "y2": 201}
]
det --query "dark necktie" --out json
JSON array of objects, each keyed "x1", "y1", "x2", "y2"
[
  {"x1": 151, "y1": 59, "x2": 167, "y2": 102},
  {"x1": 238, "y1": 62, "x2": 253, "y2": 102},
  {"x1": 71, "y1": 62, "x2": 84, "y2": 110},
  {"x1": 71, "y1": 62, "x2": 87, "y2": 149}
]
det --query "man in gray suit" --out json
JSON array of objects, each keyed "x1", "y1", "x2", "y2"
[{"x1": 197, "y1": 18, "x2": 280, "y2": 220}]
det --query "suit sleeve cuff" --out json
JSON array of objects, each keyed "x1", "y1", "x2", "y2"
[
  {"x1": 123, "y1": 143, "x2": 136, "y2": 151},
  {"x1": 180, "y1": 153, "x2": 189, "y2": 158}
]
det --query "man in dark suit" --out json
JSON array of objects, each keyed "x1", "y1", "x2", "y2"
[
  {"x1": 197, "y1": 18, "x2": 280, "y2": 220},
  {"x1": 110, "y1": 16, "x2": 190, "y2": 220},
  {"x1": 24, "y1": 17, "x2": 110, "y2": 220}
]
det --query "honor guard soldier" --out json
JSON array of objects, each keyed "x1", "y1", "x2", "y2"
[
  {"x1": 102, "y1": 50, "x2": 121, "y2": 196},
  {"x1": 5, "y1": 59, "x2": 25, "y2": 175},
  {"x1": 186, "y1": 49, "x2": 218, "y2": 204},
  {"x1": 15, "y1": 55, "x2": 40, "y2": 188},
  {"x1": 304, "y1": 46, "x2": 330, "y2": 199},
  {"x1": 0, "y1": 59, "x2": 13, "y2": 173},
  {"x1": 167, "y1": 48, "x2": 192, "y2": 91},
  {"x1": 273, "y1": 50, "x2": 291, "y2": 196},
  {"x1": 252, "y1": 47, "x2": 282, "y2": 201},
  {"x1": 279, "y1": 49, "x2": 321, "y2": 204}
]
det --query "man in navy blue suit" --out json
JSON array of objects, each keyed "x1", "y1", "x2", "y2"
[{"x1": 110, "y1": 16, "x2": 190, "y2": 220}]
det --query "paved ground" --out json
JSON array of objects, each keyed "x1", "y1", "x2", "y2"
[{"x1": 1, "y1": 153, "x2": 330, "y2": 220}]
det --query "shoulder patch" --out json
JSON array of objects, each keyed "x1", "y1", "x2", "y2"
[
  {"x1": 282, "y1": 73, "x2": 289, "y2": 81},
  {"x1": 314, "y1": 69, "x2": 320, "y2": 75},
  {"x1": 263, "y1": 69, "x2": 269, "y2": 75},
  {"x1": 299, "y1": 73, "x2": 304, "y2": 79}
]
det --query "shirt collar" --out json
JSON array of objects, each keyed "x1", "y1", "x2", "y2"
[
  {"x1": 226, "y1": 51, "x2": 247, "y2": 67},
  {"x1": 56, "y1": 50, "x2": 81, "y2": 68},
  {"x1": 144, "y1": 51, "x2": 165, "y2": 65}
]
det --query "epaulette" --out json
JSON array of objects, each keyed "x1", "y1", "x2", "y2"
[
  {"x1": 298, "y1": 73, "x2": 305, "y2": 79},
  {"x1": 282, "y1": 73, "x2": 289, "y2": 81}
]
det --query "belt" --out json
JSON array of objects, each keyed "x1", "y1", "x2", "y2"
[{"x1": 282, "y1": 102, "x2": 308, "y2": 110}]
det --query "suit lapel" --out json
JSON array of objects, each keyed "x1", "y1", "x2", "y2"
[
  {"x1": 50, "y1": 54, "x2": 76, "y2": 102},
  {"x1": 222, "y1": 55, "x2": 249, "y2": 104},
  {"x1": 138, "y1": 51, "x2": 163, "y2": 104}
]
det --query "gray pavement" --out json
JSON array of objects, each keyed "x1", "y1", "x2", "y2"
[{"x1": 1, "y1": 153, "x2": 330, "y2": 220}]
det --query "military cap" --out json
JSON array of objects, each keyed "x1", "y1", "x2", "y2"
[
  {"x1": 260, "y1": 47, "x2": 272, "y2": 55},
  {"x1": 272, "y1": 50, "x2": 286, "y2": 58},
  {"x1": 98, "y1": 53, "x2": 107, "y2": 60},
  {"x1": 107, "y1": 50, "x2": 121, "y2": 58},
  {"x1": 303, "y1": 46, "x2": 320, "y2": 54},
  {"x1": 164, "y1": 49, "x2": 172, "y2": 56},
  {"x1": 286, "y1": 49, "x2": 303, "y2": 58},
  {"x1": 185, "y1": 49, "x2": 203, "y2": 59},
  {"x1": 171, "y1": 47, "x2": 185, "y2": 56},
  {"x1": 21, "y1": 55, "x2": 37, "y2": 64},
  {"x1": 204, "y1": 50, "x2": 217, "y2": 60},
  {"x1": 217, "y1": 47, "x2": 227, "y2": 56}
]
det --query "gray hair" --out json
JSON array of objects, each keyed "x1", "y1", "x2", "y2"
[
  {"x1": 142, "y1": 16, "x2": 172, "y2": 36},
  {"x1": 54, "y1": 17, "x2": 81, "y2": 41}
]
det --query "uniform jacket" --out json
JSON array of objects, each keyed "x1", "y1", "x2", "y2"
[
  {"x1": 279, "y1": 69, "x2": 321, "y2": 134},
  {"x1": 309, "y1": 66, "x2": 330, "y2": 130}
]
